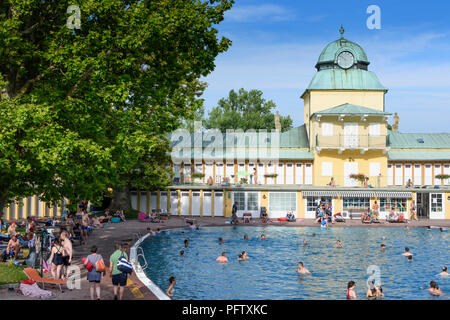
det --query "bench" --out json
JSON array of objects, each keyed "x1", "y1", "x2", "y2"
[{"x1": 242, "y1": 213, "x2": 252, "y2": 223}]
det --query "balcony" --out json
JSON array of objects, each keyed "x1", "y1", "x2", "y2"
[{"x1": 315, "y1": 134, "x2": 388, "y2": 154}]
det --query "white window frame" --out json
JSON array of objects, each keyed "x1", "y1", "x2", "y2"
[
  {"x1": 369, "y1": 123, "x2": 380, "y2": 136},
  {"x1": 321, "y1": 162, "x2": 333, "y2": 177},
  {"x1": 322, "y1": 122, "x2": 333, "y2": 136}
]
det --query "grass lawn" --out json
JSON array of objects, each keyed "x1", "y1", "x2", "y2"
[{"x1": 0, "y1": 263, "x2": 28, "y2": 285}]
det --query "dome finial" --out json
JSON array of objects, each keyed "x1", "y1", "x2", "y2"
[{"x1": 339, "y1": 25, "x2": 345, "y2": 39}]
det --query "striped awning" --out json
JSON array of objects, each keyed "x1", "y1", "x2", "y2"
[
  {"x1": 340, "y1": 191, "x2": 376, "y2": 198},
  {"x1": 302, "y1": 191, "x2": 339, "y2": 197},
  {"x1": 376, "y1": 192, "x2": 413, "y2": 199}
]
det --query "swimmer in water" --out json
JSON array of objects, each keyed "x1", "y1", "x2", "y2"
[
  {"x1": 237, "y1": 254, "x2": 244, "y2": 261},
  {"x1": 439, "y1": 266, "x2": 449, "y2": 276},
  {"x1": 184, "y1": 238, "x2": 189, "y2": 247},
  {"x1": 303, "y1": 240, "x2": 308, "y2": 246},
  {"x1": 180, "y1": 250, "x2": 184, "y2": 256},
  {"x1": 241, "y1": 251, "x2": 250, "y2": 260},
  {"x1": 260, "y1": 234, "x2": 266, "y2": 240},
  {"x1": 426, "y1": 226, "x2": 431, "y2": 231},
  {"x1": 218, "y1": 237, "x2": 224, "y2": 244},
  {"x1": 407, "y1": 255, "x2": 413, "y2": 261},
  {"x1": 166, "y1": 276, "x2": 176, "y2": 298},
  {"x1": 297, "y1": 262, "x2": 311, "y2": 274},
  {"x1": 380, "y1": 244, "x2": 386, "y2": 252},
  {"x1": 428, "y1": 281, "x2": 443, "y2": 296},
  {"x1": 336, "y1": 240, "x2": 343, "y2": 248},
  {"x1": 243, "y1": 234, "x2": 249, "y2": 240},
  {"x1": 346, "y1": 281, "x2": 357, "y2": 300},
  {"x1": 216, "y1": 252, "x2": 228, "y2": 263},
  {"x1": 156, "y1": 228, "x2": 161, "y2": 234},
  {"x1": 402, "y1": 247, "x2": 413, "y2": 257}
]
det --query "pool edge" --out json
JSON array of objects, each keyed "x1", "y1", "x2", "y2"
[{"x1": 130, "y1": 233, "x2": 171, "y2": 300}]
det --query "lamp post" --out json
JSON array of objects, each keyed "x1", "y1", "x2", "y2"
[{"x1": 36, "y1": 229, "x2": 48, "y2": 277}]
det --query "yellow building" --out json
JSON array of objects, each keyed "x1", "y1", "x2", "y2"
[{"x1": 131, "y1": 31, "x2": 450, "y2": 222}]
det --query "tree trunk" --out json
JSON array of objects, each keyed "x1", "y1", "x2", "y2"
[
  {"x1": 0, "y1": 193, "x2": 7, "y2": 219},
  {"x1": 109, "y1": 185, "x2": 132, "y2": 212}
]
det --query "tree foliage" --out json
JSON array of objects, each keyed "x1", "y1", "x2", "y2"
[
  {"x1": 204, "y1": 88, "x2": 292, "y2": 132},
  {"x1": 0, "y1": 0, "x2": 233, "y2": 213}
]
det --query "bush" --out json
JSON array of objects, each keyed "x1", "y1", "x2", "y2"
[{"x1": 0, "y1": 264, "x2": 27, "y2": 285}]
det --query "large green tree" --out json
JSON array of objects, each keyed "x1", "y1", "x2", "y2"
[
  {"x1": 0, "y1": 0, "x2": 233, "y2": 214},
  {"x1": 205, "y1": 88, "x2": 293, "y2": 132}
]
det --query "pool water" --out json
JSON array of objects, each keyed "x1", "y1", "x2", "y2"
[{"x1": 138, "y1": 226, "x2": 449, "y2": 300}]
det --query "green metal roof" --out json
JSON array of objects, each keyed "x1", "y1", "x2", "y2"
[
  {"x1": 312, "y1": 104, "x2": 391, "y2": 117},
  {"x1": 307, "y1": 69, "x2": 386, "y2": 91},
  {"x1": 317, "y1": 38, "x2": 368, "y2": 64},
  {"x1": 169, "y1": 125, "x2": 313, "y2": 160},
  {"x1": 387, "y1": 131, "x2": 450, "y2": 149},
  {"x1": 388, "y1": 150, "x2": 450, "y2": 161},
  {"x1": 170, "y1": 125, "x2": 310, "y2": 149}
]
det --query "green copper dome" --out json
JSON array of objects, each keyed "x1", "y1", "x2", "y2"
[{"x1": 317, "y1": 38, "x2": 369, "y2": 65}]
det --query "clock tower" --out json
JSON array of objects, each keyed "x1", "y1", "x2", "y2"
[{"x1": 301, "y1": 27, "x2": 388, "y2": 140}]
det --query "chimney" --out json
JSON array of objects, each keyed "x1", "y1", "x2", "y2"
[
  {"x1": 392, "y1": 112, "x2": 399, "y2": 132},
  {"x1": 274, "y1": 111, "x2": 281, "y2": 132}
]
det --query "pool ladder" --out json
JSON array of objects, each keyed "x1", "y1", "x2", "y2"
[{"x1": 133, "y1": 244, "x2": 148, "y2": 272}]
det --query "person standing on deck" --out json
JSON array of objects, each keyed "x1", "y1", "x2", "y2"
[{"x1": 109, "y1": 243, "x2": 128, "y2": 300}]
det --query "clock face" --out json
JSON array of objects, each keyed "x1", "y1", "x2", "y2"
[{"x1": 337, "y1": 51, "x2": 355, "y2": 69}]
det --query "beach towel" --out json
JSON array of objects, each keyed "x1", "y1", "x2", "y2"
[{"x1": 19, "y1": 282, "x2": 53, "y2": 299}]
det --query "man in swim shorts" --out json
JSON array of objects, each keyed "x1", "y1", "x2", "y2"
[
  {"x1": 81, "y1": 211, "x2": 89, "y2": 244},
  {"x1": 439, "y1": 266, "x2": 449, "y2": 276},
  {"x1": 402, "y1": 247, "x2": 413, "y2": 257},
  {"x1": 216, "y1": 252, "x2": 228, "y2": 263},
  {"x1": 297, "y1": 262, "x2": 310, "y2": 274}
]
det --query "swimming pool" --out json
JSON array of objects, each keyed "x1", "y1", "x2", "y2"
[{"x1": 137, "y1": 226, "x2": 449, "y2": 300}]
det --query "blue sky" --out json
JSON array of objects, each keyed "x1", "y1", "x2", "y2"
[{"x1": 200, "y1": 0, "x2": 450, "y2": 133}]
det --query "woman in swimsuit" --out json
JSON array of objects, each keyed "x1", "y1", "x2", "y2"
[
  {"x1": 347, "y1": 281, "x2": 357, "y2": 300},
  {"x1": 48, "y1": 238, "x2": 66, "y2": 280}
]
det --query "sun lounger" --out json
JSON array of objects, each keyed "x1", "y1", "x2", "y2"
[{"x1": 23, "y1": 268, "x2": 67, "y2": 292}]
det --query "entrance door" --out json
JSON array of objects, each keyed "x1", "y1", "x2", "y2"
[
  {"x1": 160, "y1": 192, "x2": 168, "y2": 212},
  {"x1": 404, "y1": 164, "x2": 412, "y2": 185},
  {"x1": 191, "y1": 192, "x2": 201, "y2": 216},
  {"x1": 214, "y1": 192, "x2": 223, "y2": 216},
  {"x1": 205, "y1": 163, "x2": 214, "y2": 182},
  {"x1": 257, "y1": 163, "x2": 265, "y2": 184},
  {"x1": 395, "y1": 164, "x2": 403, "y2": 186},
  {"x1": 305, "y1": 163, "x2": 313, "y2": 185},
  {"x1": 434, "y1": 164, "x2": 442, "y2": 185},
  {"x1": 344, "y1": 162, "x2": 359, "y2": 186},
  {"x1": 416, "y1": 193, "x2": 429, "y2": 220},
  {"x1": 170, "y1": 192, "x2": 178, "y2": 215},
  {"x1": 444, "y1": 164, "x2": 450, "y2": 186},
  {"x1": 295, "y1": 163, "x2": 303, "y2": 184},
  {"x1": 344, "y1": 123, "x2": 358, "y2": 148},
  {"x1": 276, "y1": 163, "x2": 284, "y2": 184},
  {"x1": 387, "y1": 164, "x2": 393, "y2": 185},
  {"x1": 286, "y1": 163, "x2": 294, "y2": 184},
  {"x1": 424, "y1": 164, "x2": 432, "y2": 185},
  {"x1": 180, "y1": 192, "x2": 190, "y2": 216},
  {"x1": 413, "y1": 164, "x2": 422, "y2": 186},
  {"x1": 226, "y1": 163, "x2": 235, "y2": 183},
  {"x1": 203, "y1": 192, "x2": 212, "y2": 216}
]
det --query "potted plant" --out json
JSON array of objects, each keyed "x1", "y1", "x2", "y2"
[
  {"x1": 264, "y1": 173, "x2": 278, "y2": 178},
  {"x1": 435, "y1": 174, "x2": 450, "y2": 183},
  {"x1": 349, "y1": 173, "x2": 367, "y2": 186},
  {"x1": 240, "y1": 177, "x2": 248, "y2": 184}
]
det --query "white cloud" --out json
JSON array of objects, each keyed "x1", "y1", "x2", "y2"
[{"x1": 224, "y1": 4, "x2": 295, "y2": 22}]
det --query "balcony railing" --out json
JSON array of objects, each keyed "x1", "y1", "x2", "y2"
[{"x1": 316, "y1": 134, "x2": 387, "y2": 149}]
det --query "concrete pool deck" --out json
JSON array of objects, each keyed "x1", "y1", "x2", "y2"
[{"x1": 0, "y1": 217, "x2": 449, "y2": 300}]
